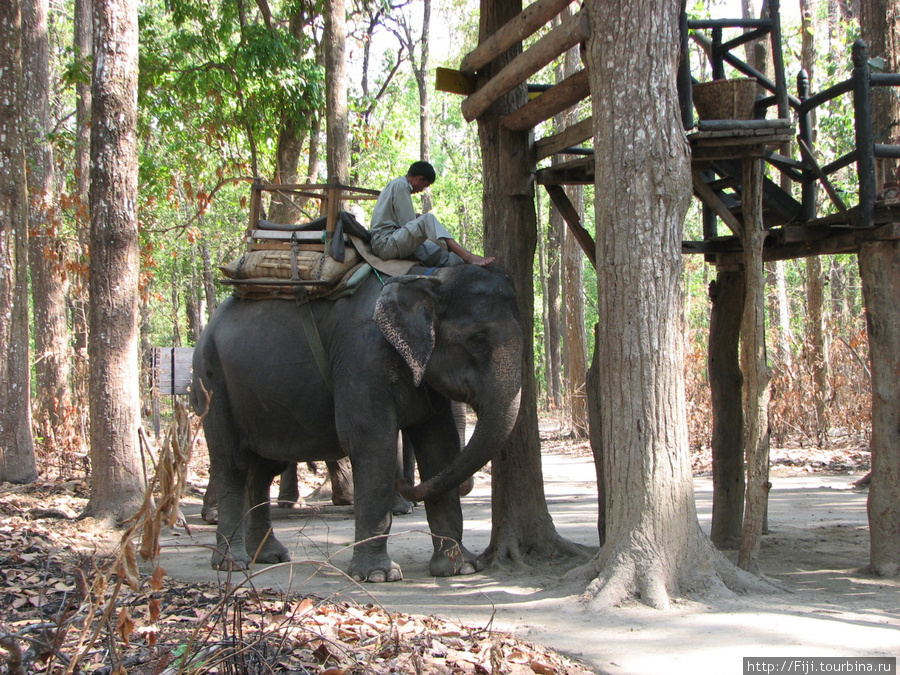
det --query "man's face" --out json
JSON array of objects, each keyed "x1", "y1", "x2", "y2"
[{"x1": 408, "y1": 175, "x2": 432, "y2": 194}]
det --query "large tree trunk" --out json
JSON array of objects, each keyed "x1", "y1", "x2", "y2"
[
  {"x1": 858, "y1": 0, "x2": 900, "y2": 578},
  {"x1": 23, "y1": 0, "x2": 72, "y2": 441},
  {"x1": 858, "y1": 242, "x2": 900, "y2": 576},
  {"x1": 578, "y1": 0, "x2": 769, "y2": 608},
  {"x1": 84, "y1": 0, "x2": 145, "y2": 522},
  {"x1": 476, "y1": 0, "x2": 584, "y2": 567},
  {"x1": 0, "y1": 0, "x2": 38, "y2": 484}
]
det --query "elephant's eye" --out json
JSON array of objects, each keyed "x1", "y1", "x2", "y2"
[{"x1": 468, "y1": 332, "x2": 489, "y2": 351}]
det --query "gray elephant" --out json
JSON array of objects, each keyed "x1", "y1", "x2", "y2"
[{"x1": 191, "y1": 264, "x2": 523, "y2": 581}]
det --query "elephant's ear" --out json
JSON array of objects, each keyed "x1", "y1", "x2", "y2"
[{"x1": 374, "y1": 276, "x2": 442, "y2": 386}]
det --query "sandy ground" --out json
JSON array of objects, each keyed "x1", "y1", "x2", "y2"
[{"x1": 157, "y1": 450, "x2": 900, "y2": 674}]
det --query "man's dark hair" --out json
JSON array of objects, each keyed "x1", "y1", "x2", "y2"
[{"x1": 407, "y1": 161, "x2": 436, "y2": 183}]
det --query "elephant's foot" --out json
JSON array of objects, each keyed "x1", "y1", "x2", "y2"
[
  {"x1": 211, "y1": 547, "x2": 251, "y2": 571},
  {"x1": 392, "y1": 492, "x2": 414, "y2": 516},
  {"x1": 245, "y1": 536, "x2": 291, "y2": 564},
  {"x1": 429, "y1": 543, "x2": 484, "y2": 577},
  {"x1": 348, "y1": 555, "x2": 403, "y2": 583},
  {"x1": 201, "y1": 506, "x2": 219, "y2": 525}
]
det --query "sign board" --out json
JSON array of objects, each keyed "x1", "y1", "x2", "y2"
[{"x1": 152, "y1": 347, "x2": 194, "y2": 396}]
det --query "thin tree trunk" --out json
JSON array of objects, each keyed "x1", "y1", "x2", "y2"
[
  {"x1": 325, "y1": 0, "x2": 349, "y2": 183},
  {"x1": 0, "y1": 0, "x2": 38, "y2": 483},
  {"x1": 72, "y1": 0, "x2": 92, "y2": 432},
  {"x1": 547, "y1": 175, "x2": 563, "y2": 412},
  {"x1": 84, "y1": 0, "x2": 145, "y2": 522},
  {"x1": 23, "y1": 0, "x2": 72, "y2": 441},
  {"x1": 476, "y1": 0, "x2": 584, "y2": 568},
  {"x1": 561, "y1": 29, "x2": 588, "y2": 438},
  {"x1": 737, "y1": 157, "x2": 773, "y2": 573}
]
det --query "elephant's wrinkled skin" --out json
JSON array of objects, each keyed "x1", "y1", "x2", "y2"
[{"x1": 191, "y1": 265, "x2": 523, "y2": 581}]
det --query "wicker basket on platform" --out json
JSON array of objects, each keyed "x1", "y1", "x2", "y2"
[{"x1": 692, "y1": 78, "x2": 758, "y2": 120}]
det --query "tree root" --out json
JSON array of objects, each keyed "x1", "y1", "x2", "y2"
[
  {"x1": 481, "y1": 528, "x2": 594, "y2": 572},
  {"x1": 574, "y1": 528, "x2": 780, "y2": 611}
]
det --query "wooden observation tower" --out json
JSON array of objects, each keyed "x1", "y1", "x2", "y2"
[{"x1": 439, "y1": 0, "x2": 900, "y2": 558}]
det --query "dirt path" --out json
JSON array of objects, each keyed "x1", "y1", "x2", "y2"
[{"x1": 158, "y1": 451, "x2": 900, "y2": 674}]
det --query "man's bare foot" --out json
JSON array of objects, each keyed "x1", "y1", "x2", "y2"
[{"x1": 464, "y1": 253, "x2": 495, "y2": 266}]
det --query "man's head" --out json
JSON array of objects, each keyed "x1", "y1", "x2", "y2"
[{"x1": 407, "y1": 161, "x2": 436, "y2": 193}]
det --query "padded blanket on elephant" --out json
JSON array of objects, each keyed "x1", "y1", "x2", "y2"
[
  {"x1": 220, "y1": 247, "x2": 359, "y2": 282},
  {"x1": 219, "y1": 236, "x2": 420, "y2": 301}
]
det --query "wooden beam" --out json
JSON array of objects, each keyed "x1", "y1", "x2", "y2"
[
  {"x1": 460, "y1": 0, "x2": 575, "y2": 75},
  {"x1": 797, "y1": 137, "x2": 850, "y2": 221},
  {"x1": 544, "y1": 184, "x2": 596, "y2": 268},
  {"x1": 461, "y1": 10, "x2": 589, "y2": 122},
  {"x1": 502, "y1": 69, "x2": 589, "y2": 132},
  {"x1": 535, "y1": 116, "x2": 594, "y2": 160},
  {"x1": 535, "y1": 157, "x2": 595, "y2": 185},
  {"x1": 436, "y1": 67, "x2": 477, "y2": 95},
  {"x1": 692, "y1": 172, "x2": 744, "y2": 236}
]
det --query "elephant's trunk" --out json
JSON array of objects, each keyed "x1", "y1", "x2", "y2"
[{"x1": 398, "y1": 348, "x2": 522, "y2": 502}]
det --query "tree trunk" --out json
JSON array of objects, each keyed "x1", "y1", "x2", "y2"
[
  {"x1": 737, "y1": 157, "x2": 773, "y2": 573},
  {"x1": 858, "y1": 242, "x2": 900, "y2": 577},
  {"x1": 23, "y1": 0, "x2": 71, "y2": 442},
  {"x1": 561, "y1": 30, "x2": 588, "y2": 438},
  {"x1": 546, "y1": 172, "x2": 563, "y2": 412},
  {"x1": 708, "y1": 271, "x2": 745, "y2": 549},
  {"x1": 84, "y1": 0, "x2": 145, "y2": 522},
  {"x1": 476, "y1": 0, "x2": 584, "y2": 568},
  {"x1": 858, "y1": 0, "x2": 900, "y2": 578},
  {"x1": 807, "y1": 256, "x2": 829, "y2": 440},
  {"x1": 324, "y1": 0, "x2": 349, "y2": 183},
  {"x1": 71, "y1": 0, "x2": 92, "y2": 433},
  {"x1": 0, "y1": 0, "x2": 38, "y2": 484},
  {"x1": 578, "y1": 0, "x2": 769, "y2": 608}
]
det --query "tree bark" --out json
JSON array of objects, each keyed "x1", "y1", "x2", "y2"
[
  {"x1": 858, "y1": 0, "x2": 900, "y2": 578},
  {"x1": 84, "y1": 0, "x2": 145, "y2": 522},
  {"x1": 547, "y1": 171, "x2": 564, "y2": 412},
  {"x1": 324, "y1": 0, "x2": 349, "y2": 183},
  {"x1": 578, "y1": 0, "x2": 769, "y2": 608},
  {"x1": 71, "y1": 0, "x2": 92, "y2": 429},
  {"x1": 561, "y1": 29, "x2": 588, "y2": 438},
  {"x1": 708, "y1": 271, "x2": 745, "y2": 549},
  {"x1": 737, "y1": 157, "x2": 773, "y2": 573},
  {"x1": 858, "y1": 242, "x2": 900, "y2": 577},
  {"x1": 476, "y1": 0, "x2": 584, "y2": 568},
  {"x1": 0, "y1": 0, "x2": 38, "y2": 484},
  {"x1": 23, "y1": 0, "x2": 72, "y2": 440}
]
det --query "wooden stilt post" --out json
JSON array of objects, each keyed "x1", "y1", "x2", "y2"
[{"x1": 798, "y1": 70, "x2": 817, "y2": 222}]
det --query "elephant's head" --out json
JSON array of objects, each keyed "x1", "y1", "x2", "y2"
[{"x1": 373, "y1": 265, "x2": 523, "y2": 502}]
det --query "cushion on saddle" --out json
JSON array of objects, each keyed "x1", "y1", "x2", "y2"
[{"x1": 219, "y1": 246, "x2": 359, "y2": 284}]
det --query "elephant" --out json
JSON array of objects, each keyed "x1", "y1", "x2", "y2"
[
  {"x1": 274, "y1": 401, "x2": 470, "y2": 515},
  {"x1": 191, "y1": 264, "x2": 523, "y2": 581}
]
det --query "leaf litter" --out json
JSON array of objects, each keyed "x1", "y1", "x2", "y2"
[{"x1": 0, "y1": 404, "x2": 595, "y2": 675}]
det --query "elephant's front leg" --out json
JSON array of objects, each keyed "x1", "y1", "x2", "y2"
[
  {"x1": 406, "y1": 417, "x2": 483, "y2": 577},
  {"x1": 244, "y1": 457, "x2": 291, "y2": 565},
  {"x1": 345, "y1": 438, "x2": 403, "y2": 583}
]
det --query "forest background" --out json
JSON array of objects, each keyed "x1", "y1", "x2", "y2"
[{"x1": 5, "y1": 0, "x2": 873, "y2": 483}]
